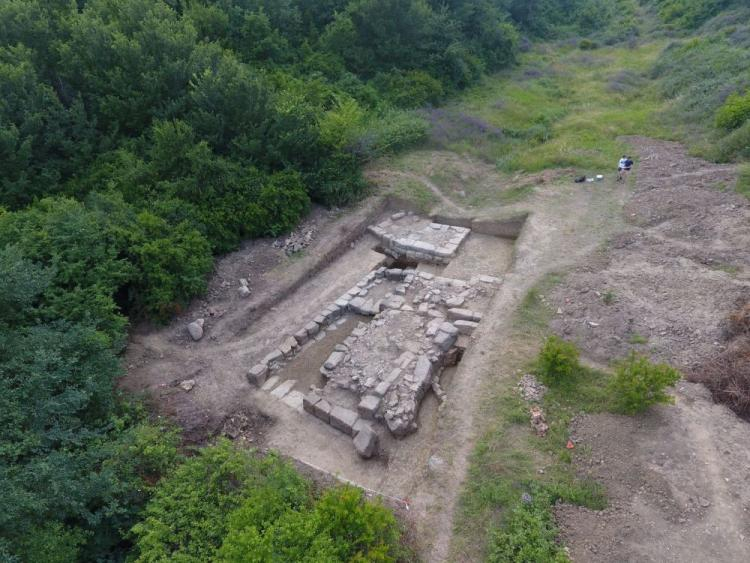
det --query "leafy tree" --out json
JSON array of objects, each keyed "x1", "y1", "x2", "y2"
[
  {"x1": 0, "y1": 244, "x2": 54, "y2": 325},
  {"x1": 131, "y1": 442, "x2": 307, "y2": 562}
]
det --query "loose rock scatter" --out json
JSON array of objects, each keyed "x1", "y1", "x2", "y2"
[{"x1": 518, "y1": 374, "x2": 547, "y2": 402}]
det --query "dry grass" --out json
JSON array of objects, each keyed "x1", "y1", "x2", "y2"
[{"x1": 689, "y1": 302, "x2": 750, "y2": 420}]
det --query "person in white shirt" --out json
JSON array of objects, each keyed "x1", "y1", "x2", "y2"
[{"x1": 617, "y1": 155, "x2": 633, "y2": 181}]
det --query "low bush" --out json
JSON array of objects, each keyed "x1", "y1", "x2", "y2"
[
  {"x1": 374, "y1": 70, "x2": 445, "y2": 109},
  {"x1": 737, "y1": 164, "x2": 750, "y2": 198},
  {"x1": 710, "y1": 120, "x2": 750, "y2": 161},
  {"x1": 715, "y1": 91, "x2": 750, "y2": 130},
  {"x1": 486, "y1": 480, "x2": 604, "y2": 563},
  {"x1": 609, "y1": 353, "x2": 681, "y2": 414},
  {"x1": 537, "y1": 336, "x2": 581, "y2": 385},
  {"x1": 487, "y1": 492, "x2": 568, "y2": 563},
  {"x1": 579, "y1": 38, "x2": 599, "y2": 50}
]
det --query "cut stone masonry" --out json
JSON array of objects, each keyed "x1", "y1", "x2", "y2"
[{"x1": 245, "y1": 216, "x2": 502, "y2": 458}]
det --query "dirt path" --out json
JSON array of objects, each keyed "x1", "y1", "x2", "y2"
[{"x1": 549, "y1": 137, "x2": 750, "y2": 562}]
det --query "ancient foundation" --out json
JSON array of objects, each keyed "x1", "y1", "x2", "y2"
[{"x1": 246, "y1": 211, "x2": 509, "y2": 458}]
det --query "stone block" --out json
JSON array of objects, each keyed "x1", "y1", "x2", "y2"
[
  {"x1": 335, "y1": 297, "x2": 350, "y2": 308},
  {"x1": 353, "y1": 427, "x2": 379, "y2": 459},
  {"x1": 413, "y1": 355, "x2": 433, "y2": 381},
  {"x1": 479, "y1": 274, "x2": 502, "y2": 284},
  {"x1": 314, "y1": 314, "x2": 327, "y2": 326},
  {"x1": 303, "y1": 392, "x2": 321, "y2": 415},
  {"x1": 350, "y1": 297, "x2": 378, "y2": 316},
  {"x1": 454, "y1": 319, "x2": 479, "y2": 335},
  {"x1": 412, "y1": 240, "x2": 436, "y2": 254},
  {"x1": 380, "y1": 295, "x2": 405, "y2": 311},
  {"x1": 358, "y1": 395, "x2": 381, "y2": 420},
  {"x1": 353, "y1": 419, "x2": 374, "y2": 435},
  {"x1": 247, "y1": 363, "x2": 268, "y2": 386},
  {"x1": 261, "y1": 375, "x2": 280, "y2": 392},
  {"x1": 270, "y1": 379, "x2": 296, "y2": 399},
  {"x1": 263, "y1": 348, "x2": 284, "y2": 366},
  {"x1": 282, "y1": 390, "x2": 304, "y2": 411},
  {"x1": 330, "y1": 406, "x2": 359, "y2": 436},
  {"x1": 294, "y1": 329, "x2": 309, "y2": 346},
  {"x1": 324, "y1": 351, "x2": 345, "y2": 370},
  {"x1": 279, "y1": 336, "x2": 298, "y2": 359},
  {"x1": 391, "y1": 211, "x2": 406, "y2": 220},
  {"x1": 313, "y1": 398, "x2": 332, "y2": 423},
  {"x1": 373, "y1": 380, "x2": 392, "y2": 398},
  {"x1": 385, "y1": 268, "x2": 404, "y2": 280},
  {"x1": 446, "y1": 296, "x2": 465, "y2": 308},
  {"x1": 447, "y1": 308, "x2": 482, "y2": 322}
]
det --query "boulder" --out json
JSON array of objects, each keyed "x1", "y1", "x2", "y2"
[
  {"x1": 238, "y1": 285, "x2": 251, "y2": 298},
  {"x1": 433, "y1": 330, "x2": 457, "y2": 351},
  {"x1": 324, "y1": 351, "x2": 345, "y2": 370},
  {"x1": 187, "y1": 320, "x2": 204, "y2": 341},
  {"x1": 179, "y1": 379, "x2": 195, "y2": 392},
  {"x1": 439, "y1": 321, "x2": 459, "y2": 336},
  {"x1": 353, "y1": 427, "x2": 379, "y2": 459}
]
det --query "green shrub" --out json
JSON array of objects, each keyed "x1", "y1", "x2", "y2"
[
  {"x1": 219, "y1": 485, "x2": 402, "y2": 562},
  {"x1": 609, "y1": 353, "x2": 681, "y2": 414},
  {"x1": 716, "y1": 91, "x2": 750, "y2": 130},
  {"x1": 537, "y1": 336, "x2": 581, "y2": 384},
  {"x1": 737, "y1": 164, "x2": 750, "y2": 198},
  {"x1": 374, "y1": 70, "x2": 445, "y2": 108},
  {"x1": 133, "y1": 444, "x2": 404, "y2": 563},
  {"x1": 131, "y1": 441, "x2": 295, "y2": 562},
  {"x1": 578, "y1": 38, "x2": 599, "y2": 50},
  {"x1": 487, "y1": 489, "x2": 568, "y2": 563},
  {"x1": 711, "y1": 120, "x2": 750, "y2": 161}
]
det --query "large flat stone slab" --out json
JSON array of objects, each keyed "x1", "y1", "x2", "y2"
[{"x1": 270, "y1": 379, "x2": 296, "y2": 399}]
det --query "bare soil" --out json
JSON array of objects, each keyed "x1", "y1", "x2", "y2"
[
  {"x1": 122, "y1": 137, "x2": 750, "y2": 562},
  {"x1": 549, "y1": 137, "x2": 750, "y2": 562}
]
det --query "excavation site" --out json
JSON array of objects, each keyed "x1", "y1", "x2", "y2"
[{"x1": 122, "y1": 200, "x2": 526, "y2": 549}]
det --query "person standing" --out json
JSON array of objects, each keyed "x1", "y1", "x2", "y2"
[{"x1": 618, "y1": 155, "x2": 633, "y2": 181}]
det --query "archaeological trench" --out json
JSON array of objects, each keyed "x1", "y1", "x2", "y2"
[{"x1": 242, "y1": 209, "x2": 524, "y2": 461}]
